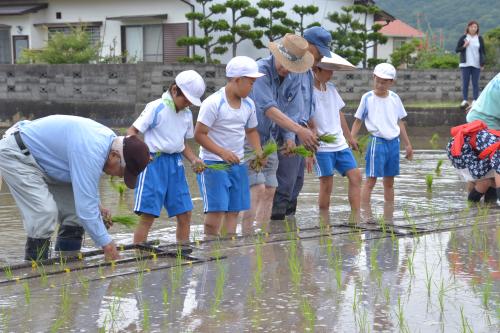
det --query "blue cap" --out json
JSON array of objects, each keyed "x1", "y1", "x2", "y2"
[{"x1": 303, "y1": 26, "x2": 332, "y2": 58}]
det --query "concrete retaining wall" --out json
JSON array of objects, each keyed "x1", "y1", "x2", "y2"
[{"x1": 0, "y1": 63, "x2": 495, "y2": 127}]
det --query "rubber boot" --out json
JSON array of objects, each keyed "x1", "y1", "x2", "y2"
[
  {"x1": 484, "y1": 187, "x2": 497, "y2": 203},
  {"x1": 25, "y1": 237, "x2": 51, "y2": 261},
  {"x1": 467, "y1": 188, "x2": 484, "y2": 202},
  {"x1": 54, "y1": 225, "x2": 84, "y2": 254}
]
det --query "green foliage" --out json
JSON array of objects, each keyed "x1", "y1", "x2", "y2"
[
  {"x1": 221, "y1": 0, "x2": 263, "y2": 57},
  {"x1": 367, "y1": 58, "x2": 386, "y2": 68},
  {"x1": 19, "y1": 25, "x2": 99, "y2": 64},
  {"x1": 414, "y1": 49, "x2": 459, "y2": 69},
  {"x1": 390, "y1": 39, "x2": 421, "y2": 68},
  {"x1": 177, "y1": 0, "x2": 229, "y2": 63},
  {"x1": 253, "y1": 0, "x2": 295, "y2": 47},
  {"x1": 484, "y1": 26, "x2": 500, "y2": 70},
  {"x1": 328, "y1": 4, "x2": 387, "y2": 68},
  {"x1": 292, "y1": 5, "x2": 320, "y2": 36}
]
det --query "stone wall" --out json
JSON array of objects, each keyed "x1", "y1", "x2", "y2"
[{"x1": 0, "y1": 63, "x2": 496, "y2": 127}]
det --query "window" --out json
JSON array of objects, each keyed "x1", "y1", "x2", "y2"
[
  {"x1": 48, "y1": 25, "x2": 101, "y2": 45},
  {"x1": 393, "y1": 38, "x2": 406, "y2": 51},
  {"x1": 0, "y1": 28, "x2": 11, "y2": 64},
  {"x1": 122, "y1": 24, "x2": 163, "y2": 63},
  {"x1": 13, "y1": 35, "x2": 29, "y2": 63}
]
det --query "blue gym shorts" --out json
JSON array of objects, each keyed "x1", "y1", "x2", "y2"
[
  {"x1": 314, "y1": 148, "x2": 358, "y2": 177},
  {"x1": 134, "y1": 153, "x2": 193, "y2": 217},
  {"x1": 365, "y1": 136, "x2": 400, "y2": 178},
  {"x1": 197, "y1": 161, "x2": 250, "y2": 213}
]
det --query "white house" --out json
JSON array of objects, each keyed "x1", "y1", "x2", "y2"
[
  {"x1": 0, "y1": 0, "x2": 395, "y2": 65},
  {"x1": 375, "y1": 19, "x2": 424, "y2": 65},
  {"x1": 0, "y1": 0, "x2": 194, "y2": 64}
]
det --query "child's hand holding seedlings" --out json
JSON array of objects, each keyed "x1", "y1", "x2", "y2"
[
  {"x1": 249, "y1": 151, "x2": 268, "y2": 172},
  {"x1": 220, "y1": 149, "x2": 240, "y2": 164},
  {"x1": 191, "y1": 158, "x2": 206, "y2": 173},
  {"x1": 282, "y1": 139, "x2": 296, "y2": 156}
]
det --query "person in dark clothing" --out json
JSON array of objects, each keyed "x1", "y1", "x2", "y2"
[{"x1": 455, "y1": 20, "x2": 486, "y2": 108}]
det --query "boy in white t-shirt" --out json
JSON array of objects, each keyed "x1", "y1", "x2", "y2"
[
  {"x1": 128, "y1": 70, "x2": 206, "y2": 244},
  {"x1": 311, "y1": 56, "x2": 362, "y2": 220},
  {"x1": 195, "y1": 56, "x2": 265, "y2": 236},
  {"x1": 351, "y1": 63, "x2": 413, "y2": 206}
]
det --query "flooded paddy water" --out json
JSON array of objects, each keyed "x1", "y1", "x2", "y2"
[{"x1": 1, "y1": 126, "x2": 500, "y2": 332}]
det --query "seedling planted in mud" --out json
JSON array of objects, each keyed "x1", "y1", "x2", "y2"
[
  {"x1": 300, "y1": 297, "x2": 316, "y2": 331},
  {"x1": 425, "y1": 174, "x2": 434, "y2": 192},
  {"x1": 435, "y1": 159, "x2": 443, "y2": 176},
  {"x1": 211, "y1": 244, "x2": 226, "y2": 316},
  {"x1": 142, "y1": 300, "x2": 150, "y2": 332},
  {"x1": 23, "y1": 282, "x2": 31, "y2": 304},
  {"x1": 460, "y1": 306, "x2": 473, "y2": 333},
  {"x1": 429, "y1": 133, "x2": 440, "y2": 149},
  {"x1": 3, "y1": 266, "x2": 12, "y2": 280}
]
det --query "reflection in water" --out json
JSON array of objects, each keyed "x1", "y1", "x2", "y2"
[{"x1": 0, "y1": 149, "x2": 500, "y2": 331}]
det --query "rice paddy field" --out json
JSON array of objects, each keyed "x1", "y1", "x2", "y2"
[{"x1": 0, "y1": 130, "x2": 499, "y2": 332}]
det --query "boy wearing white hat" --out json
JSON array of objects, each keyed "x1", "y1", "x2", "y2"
[
  {"x1": 311, "y1": 53, "x2": 362, "y2": 221},
  {"x1": 128, "y1": 70, "x2": 206, "y2": 244},
  {"x1": 195, "y1": 56, "x2": 265, "y2": 236},
  {"x1": 351, "y1": 63, "x2": 413, "y2": 207}
]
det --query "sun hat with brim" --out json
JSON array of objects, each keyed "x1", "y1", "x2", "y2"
[
  {"x1": 175, "y1": 70, "x2": 206, "y2": 106},
  {"x1": 226, "y1": 56, "x2": 265, "y2": 78},
  {"x1": 268, "y1": 33, "x2": 314, "y2": 73},
  {"x1": 317, "y1": 51, "x2": 356, "y2": 71}
]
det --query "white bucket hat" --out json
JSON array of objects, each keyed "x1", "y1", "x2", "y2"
[{"x1": 175, "y1": 70, "x2": 206, "y2": 106}]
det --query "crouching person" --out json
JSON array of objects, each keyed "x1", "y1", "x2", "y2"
[{"x1": 0, "y1": 115, "x2": 150, "y2": 261}]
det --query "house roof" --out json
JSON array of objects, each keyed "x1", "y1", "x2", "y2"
[
  {"x1": 0, "y1": 3, "x2": 48, "y2": 16},
  {"x1": 377, "y1": 19, "x2": 424, "y2": 38}
]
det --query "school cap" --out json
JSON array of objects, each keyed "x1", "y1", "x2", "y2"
[
  {"x1": 175, "y1": 70, "x2": 206, "y2": 106},
  {"x1": 226, "y1": 56, "x2": 265, "y2": 78},
  {"x1": 373, "y1": 63, "x2": 397, "y2": 80},
  {"x1": 112, "y1": 135, "x2": 150, "y2": 189},
  {"x1": 303, "y1": 26, "x2": 332, "y2": 58}
]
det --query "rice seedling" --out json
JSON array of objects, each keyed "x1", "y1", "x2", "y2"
[
  {"x1": 482, "y1": 276, "x2": 492, "y2": 309},
  {"x1": 353, "y1": 134, "x2": 370, "y2": 162},
  {"x1": 429, "y1": 133, "x2": 440, "y2": 149},
  {"x1": 210, "y1": 244, "x2": 226, "y2": 316},
  {"x1": 253, "y1": 233, "x2": 264, "y2": 295},
  {"x1": 425, "y1": 174, "x2": 434, "y2": 192},
  {"x1": 318, "y1": 133, "x2": 337, "y2": 144},
  {"x1": 300, "y1": 297, "x2": 316, "y2": 331},
  {"x1": 77, "y1": 274, "x2": 90, "y2": 295},
  {"x1": 109, "y1": 176, "x2": 127, "y2": 197},
  {"x1": 355, "y1": 308, "x2": 369, "y2": 333},
  {"x1": 204, "y1": 162, "x2": 231, "y2": 171},
  {"x1": 395, "y1": 296, "x2": 409, "y2": 333},
  {"x1": 424, "y1": 262, "x2": 433, "y2": 298},
  {"x1": 162, "y1": 286, "x2": 169, "y2": 309},
  {"x1": 288, "y1": 145, "x2": 313, "y2": 158},
  {"x1": 3, "y1": 265, "x2": 12, "y2": 280},
  {"x1": 377, "y1": 215, "x2": 387, "y2": 234},
  {"x1": 38, "y1": 263, "x2": 48, "y2": 287},
  {"x1": 23, "y1": 282, "x2": 31, "y2": 304},
  {"x1": 0, "y1": 309, "x2": 10, "y2": 332},
  {"x1": 111, "y1": 214, "x2": 139, "y2": 229},
  {"x1": 435, "y1": 159, "x2": 443, "y2": 176},
  {"x1": 142, "y1": 300, "x2": 150, "y2": 332},
  {"x1": 437, "y1": 278, "x2": 445, "y2": 314},
  {"x1": 352, "y1": 284, "x2": 359, "y2": 313},
  {"x1": 247, "y1": 141, "x2": 278, "y2": 172},
  {"x1": 460, "y1": 306, "x2": 473, "y2": 333},
  {"x1": 407, "y1": 248, "x2": 416, "y2": 278},
  {"x1": 384, "y1": 286, "x2": 390, "y2": 303},
  {"x1": 287, "y1": 235, "x2": 302, "y2": 291}
]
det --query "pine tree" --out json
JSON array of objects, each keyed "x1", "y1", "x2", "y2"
[
  {"x1": 292, "y1": 5, "x2": 320, "y2": 36},
  {"x1": 253, "y1": 0, "x2": 296, "y2": 48}
]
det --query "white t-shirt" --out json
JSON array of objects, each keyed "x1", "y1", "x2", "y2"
[
  {"x1": 354, "y1": 90, "x2": 407, "y2": 140},
  {"x1": 133, "y1": 91, "x2": 193, "y2": 154},
  {"x1": 312, "y1": 82, "x2": 349, "y2": 152},
  {"x1": 197, "y1": 87, "x2": 258, "y2": 161},
  {"x1": 459, "y1": 34, "x2": 480, "y2": 68}
]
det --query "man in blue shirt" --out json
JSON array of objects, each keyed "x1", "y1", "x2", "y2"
[
  {"x1": 242, "y1": 33, "x2": 318, "y2": 231},
  {"x1": 0, "y1": 115, "x2": 150, "y2": 261},
  {"x1": 270, "y1": 27, "x2": 333, "y2": 221}
]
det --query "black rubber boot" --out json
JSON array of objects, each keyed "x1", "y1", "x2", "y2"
[
  {"x1": 484, "y1": 187, "x2": 497, "y2": 203},
  {"x1": 25, "y1": 237, "x2": 51, "y2": 261},
  {"x1": 467, "y1": 188, "x2": 484, "y2": 202},
  {"x1": 54, "y1": 225, "x2": 84, "y2": 252}
]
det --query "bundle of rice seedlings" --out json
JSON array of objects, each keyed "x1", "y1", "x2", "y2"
[
  {"x1": 111, "y1": 215, "x2": 139, "y2": 228},
  {"x1": 318, "y1": 133, "x2": 337, "y2": 144},
  {"x1": 204, "y1": 163, "x2": 231, "y2": 171},
  {"x1": 289, "y1": 145, "x2": 313, "y2": 158},
  {"x1": 248, "y1": 141, "x2": 278, "y2": 172}
]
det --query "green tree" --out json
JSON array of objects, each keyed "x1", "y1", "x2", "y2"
[
  {"x1": 328, "y1": 4, "x2": 387, "y2": 68},
  {"x1": 484, "y1": 26, "x2": 500, "y2": 70},
  {"x1": 219, "y1": 0, "x2": 263, "y2": 57},
  {"x1": 177, "y1": 0, "x2": 229, "y2": 63},
  {"x1": 292, "y1": 5, "x2": 320, "y2": 36},
  {"x1": 253, "y1": 0, "x2": 296, "y2": 48},
  {"x1": 19, "y1": 25, "x2": 99, "y2": 64},
  {"x1": 328, "y1": 7, "x2": 364, "y2": 66},
  {"x1": 350, "y1": 4, "x2": 388, "y2": 68},
  {"x1": 414, "y1": 49, "x2": 458, "y2": 69},
  {"x1": 390, "y1": 38, "x2": 421, "y2": 68}
]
